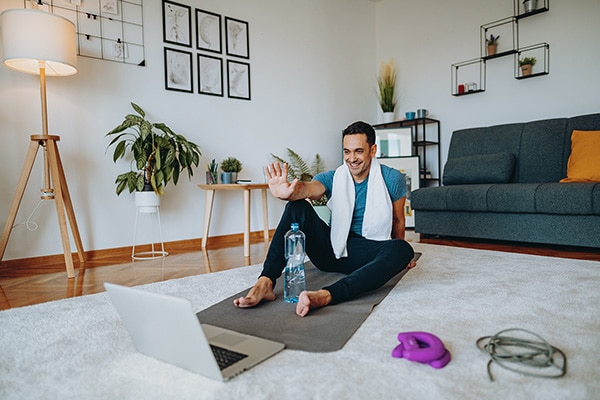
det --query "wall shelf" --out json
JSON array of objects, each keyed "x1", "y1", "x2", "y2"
[
  {"x1": 451, "y1": 1, "x2": 549, "y2": 96},
  {"x1": 515, "y1": 42, "x2": 550, "y2": 79},
  {"x1": 514, "y1": 0, "x2": 549, "y2": 19}
]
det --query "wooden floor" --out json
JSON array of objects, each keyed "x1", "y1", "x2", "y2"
[{"x1": 1, "y1": 232, "x2": 599, "y2": 311}]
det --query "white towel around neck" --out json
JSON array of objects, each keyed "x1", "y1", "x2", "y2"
[{"x1": 328, "y1": 158, "x2": 392, "y2": 258}]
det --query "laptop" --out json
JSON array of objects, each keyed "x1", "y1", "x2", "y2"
[{"x1": 104, "y1": 282, "x2": 285, "y2": 381}]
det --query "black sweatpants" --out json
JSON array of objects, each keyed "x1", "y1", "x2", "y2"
[{"x1": 260, "y1": 200, "x2": 414, "y2": 304}]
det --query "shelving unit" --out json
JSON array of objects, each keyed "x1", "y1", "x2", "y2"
[
  {"x1": 373, "y1": 118, "x2": 441, "y2": 187},
  {"x1": 515, "y1": 42, "x2": 549, "y2": 79},
  {"x1": 451, "y1": 1, "x2": 549, "y2": 96}
]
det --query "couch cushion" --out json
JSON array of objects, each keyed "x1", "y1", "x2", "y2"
[
  {"x1": 446, "y1": 185, "x2": 493, "y2": 212},
  {"x1": 518, "y1": 118, "x2": 568, "y2": 183},
  {"x1": 560, "y1": 130, "x2": 600, "y2": 182},
  {"x1": 536, "y1": 182, "x2": 600, "y2": 215},
  {"x1": 411, "y1": 186, "x2": 450, "y2": 210},
  {"x1": 487, "y1": 183, "x2": 540, "y2": 213},
  {"x1": 443, "y1": 153, "x2": 516, "y2": 185}
]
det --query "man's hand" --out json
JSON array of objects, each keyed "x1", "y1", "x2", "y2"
[{"x1": 265, "y1": 162, "x2": 298, "y2": 200}]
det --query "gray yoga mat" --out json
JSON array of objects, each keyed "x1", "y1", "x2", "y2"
[{"x1": 196, "y1": 260, "x2": 409, "y2": 352}]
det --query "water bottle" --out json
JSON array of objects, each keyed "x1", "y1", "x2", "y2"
[{"x1": 284, "y1": 222, "x2": 306, "y2": 303}]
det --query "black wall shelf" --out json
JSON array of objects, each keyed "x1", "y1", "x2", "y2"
[{"x1": 451, "y1": 1, "x2": 549, "y2": 96}]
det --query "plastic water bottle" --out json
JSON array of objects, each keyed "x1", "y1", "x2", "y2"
[{"x1": 284, "y1": 222, "x2": 306, "y2": 303}]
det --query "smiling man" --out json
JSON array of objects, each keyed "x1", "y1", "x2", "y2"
[{"x1": 233, "y1": 121, "x2": 416, "y2": 317}]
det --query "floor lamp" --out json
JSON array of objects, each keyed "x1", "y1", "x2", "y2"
[{"x1": 0, "y1": 9, "x2": 84, "y2": 278}]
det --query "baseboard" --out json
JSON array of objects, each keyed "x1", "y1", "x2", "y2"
[{"x1": 0, "y1": 230, "x2": 275, "y2": 271}]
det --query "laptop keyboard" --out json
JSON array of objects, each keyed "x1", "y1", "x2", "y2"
[{"x1": 210, "y1": 344, "x2": 249, "y2": 370}]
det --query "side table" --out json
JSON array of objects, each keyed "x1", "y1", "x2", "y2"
[{"x1": 198, "y1": 183, "x2": 270, "y2": 257}]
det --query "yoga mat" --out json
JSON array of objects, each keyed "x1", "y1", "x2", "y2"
[{"x1": 196, "y1": 260, "x2": 409, "y2": 352}]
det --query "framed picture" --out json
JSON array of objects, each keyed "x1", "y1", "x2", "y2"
[
  {"x1": 225, "y1": 17, "x2": 249, "y2": 59},
  {"x1": 375, "y1": 128, "x2": 413, "y2": 157},
  {"x1": 378, "y1": 156, "x2": 420, "y2": 228},
  {"x1": 164, "y1": 48, "x2": 193, "y2": 93},
  {"x1": 196, "y1": 9, "x2": 222, "y2": 53},
  {"x1": 162, "y1": 0, "x2": 191, "y2": 47},
  {"x1": 198, "y1": 54, "x2": 223, "y2": 96},
  {"x1": 227, "y1": 60, "x2": 251, "y2": 100}
]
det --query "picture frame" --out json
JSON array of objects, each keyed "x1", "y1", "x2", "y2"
[
  {"x1": 227, "y1": 60, "x2": 251, "y2": 100},
  {"x1": 162, "y1": 0, "x2": 192, "y2": 47},
  {"x1": 378, "y1": 156, "x2": 420, "y2": 228},
  {"x1": 164, "y1": 47, "x2": 193, "y2": 93},
  {"x1": 225, "y1": 17, "x2": 249, "y2": 59},
  {"x1": 198, "y1": 54, "x2": 223, "y2": 96},
  {"x1": 196, "y1": 9, "x2": 222, "y2": 53},
  {"x1": 375, "y1": 128, "x2": 413, "y2": 157}
]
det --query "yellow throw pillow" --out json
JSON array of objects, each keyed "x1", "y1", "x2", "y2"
[{"x1": 560, "y1": 130, "x2": 600, "y2": 182}]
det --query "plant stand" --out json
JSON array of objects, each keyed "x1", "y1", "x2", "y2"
[{"x1": 131, "y1": 195, "x2": 168, "y2": 260}]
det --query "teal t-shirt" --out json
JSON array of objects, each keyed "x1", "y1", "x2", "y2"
[{"x1": 314, "y1": 164, "x2": 407, "y2": 235}]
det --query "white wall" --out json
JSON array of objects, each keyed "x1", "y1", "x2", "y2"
[
  {"x1": 375, "y1": 0, "x2": 600, "y2": 177},
  {"x1": 0, "y1": 0, "x2": 376, "y2": 260}
]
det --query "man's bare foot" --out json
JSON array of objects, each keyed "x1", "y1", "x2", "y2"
[
  {"x1": 295, "y1": 290, "x2": 332, "y2": 317},
  {"x1": 233, "y1": 276, "x2": 276, "y2": 308}
]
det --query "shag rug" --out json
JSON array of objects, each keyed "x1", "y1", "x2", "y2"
[{"x1": 0, "y1": 243, "x2": 599, "y2": 400}]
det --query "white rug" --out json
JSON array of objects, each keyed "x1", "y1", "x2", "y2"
[{"x1": 0, "y1": 243, "x2": 598, "y2": 400}]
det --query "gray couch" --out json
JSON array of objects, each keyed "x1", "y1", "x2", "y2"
[{"x1": 411, "y1": 113, "x2": 600, "y2": 248}]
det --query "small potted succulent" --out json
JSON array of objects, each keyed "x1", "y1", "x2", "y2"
[
  {"x1": 220, "y1": 157, "x2": 242, "y2": 183},
  {"x1": 486, "y1": 34, "x2": 500, "y2": 56},
  {"x1": 519, "y1": 56, "x2": 537, "y2": 76}
]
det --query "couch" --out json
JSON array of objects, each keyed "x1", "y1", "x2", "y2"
[{"x1": 411, "y1": 113, "x2": 600, "y2": 248}]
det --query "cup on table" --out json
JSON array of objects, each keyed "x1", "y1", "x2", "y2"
[
  {"x1": 417, "y1": 109, "x2": 429, "y2": 118},
  {"x1": 405, "y1": 111, "x2": 416, "y2": 120}
]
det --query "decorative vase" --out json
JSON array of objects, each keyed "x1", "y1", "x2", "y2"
[
  {"x1": 135, "y1": 191, "x2": 160, "y2": 214},
  {"x1": 523, "y1": 0, "x2": 537, "y2": 13},
  {"x1": 382, "y1": 112, "x2": 395, "y2": 123},
  {"x1": 521, "y1": 64, "x2": 533, "y2": 76},
  {"x1": 220, "y1": 172, "x2": 238, "y2": 184},
  {"x1": 487, "y1": 44, "x2": 497, "y2": 56}
]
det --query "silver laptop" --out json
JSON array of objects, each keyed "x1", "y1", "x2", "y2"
[{"x1": 104, "y1": 282, "x2": 285, "y2": 381}]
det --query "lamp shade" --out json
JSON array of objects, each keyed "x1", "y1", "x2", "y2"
[{"x1": 1, "y1": 8, "x2": 77, "y2": 76}]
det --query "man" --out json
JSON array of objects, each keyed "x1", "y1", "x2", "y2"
[{"x1": 234, "y1": 121, "x2": 416, "y2": 317}]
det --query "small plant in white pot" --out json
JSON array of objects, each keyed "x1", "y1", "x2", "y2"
[
  {"x1": 106, "y1": 102, "x2": 202, "y2": 210},
  {"x1": 220, "y1": 157, "x2": 243, "y2": 183},
  {"x1": 377, "y1": 58, "x2": 398, "y2": 123}
]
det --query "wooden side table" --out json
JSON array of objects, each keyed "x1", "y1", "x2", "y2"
[{"x1": 198, "y1": 183, "x2": 270, "y2": 257}]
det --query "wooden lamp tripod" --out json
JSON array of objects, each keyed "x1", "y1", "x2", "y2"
[{"x1": 0, "y1": 9, "x2": 84, "y2": 278}]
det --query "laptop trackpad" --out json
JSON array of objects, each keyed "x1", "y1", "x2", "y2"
[{"x1": 212, "y1": 332, "x2": 247, "y2": 347}]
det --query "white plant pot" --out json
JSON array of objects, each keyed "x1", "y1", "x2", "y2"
[
  {"x1": 382, "y1": 112, "x2": 395, "y2": 123},
  {"x1": 135, "y1": 191, "x2": 160, "y2": 214}
]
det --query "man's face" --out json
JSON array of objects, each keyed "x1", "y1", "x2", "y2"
[{"x1": 343, "y1": 133, "x2": 377, "y2": 183}]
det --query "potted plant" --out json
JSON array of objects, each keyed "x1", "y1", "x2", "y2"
[
  {"x1": 519, "y1": 56, "x2": 537, "y2": 76},
  {"x1": 271, "y1": 148, "x2": 330, "y2": 223},
  {"x1": 220, "y1": 157, "x2": 242, "y2": 183},
  {"x1": 523, "y1": 0, "x2": 538, "y2": 13},
  {"x1": 377, "y1": 58, "x2": 398, "y2": 123},
  {"x1": 106, "y1": 102, "x2": 202, "y2": 209},
  {"x1": 486, "y1": 34, "x2": 500, "y2": 56}
]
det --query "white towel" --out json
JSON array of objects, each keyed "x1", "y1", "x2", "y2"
[{"x1": 328, "y1": 158, "x2": 392, "y2": 258}]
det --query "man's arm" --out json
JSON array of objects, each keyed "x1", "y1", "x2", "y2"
[
  {"x1": 391, "y1": 196, "x2": 407, "y2": 240},
  {"x1": 265, "y1": 162, "x2": 326, "y2": 202}
]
